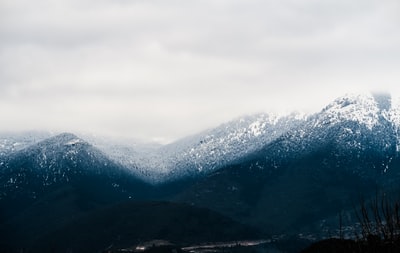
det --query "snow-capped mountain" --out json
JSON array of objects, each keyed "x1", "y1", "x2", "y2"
[
  {"x1": 2, "y1": 93, "x2": 400, "y2": 184},
  {"x1": 85, "y1": 112, "x2": 307, "y2": 182},
  {"x1": 0, "y1": 133, "x2": 150, "y2": 207},
  {"x1": 0, "y1": 131, "x2": 51, "y2": 157},
  {"x1": 315, "y1": 93, "x2": 381, "y2": 129},
  {"x1": 250, "y1": 93, "x2": 400, "y2": 179},
  {"x1": 2, "y1": 133, "x2": 112, "y2": 185},
  {"x1": 1, "y1": 113, "x2": 308, "y2": 184},
  {"x1": 3, "y1": 92, "x2": 400, "y2": 252},
  {"x1": 161, "y1": 112, "x2": 307, "y2": 180},
  {"x1": 315, "y1": 93, "x2": 397, "y2": 155},
  {"x1": 173, "y1": 93, "x2": 400, "y2": 239},
  {"x1": 159, "y1": 92, "x2": 400, "y2": 181}
]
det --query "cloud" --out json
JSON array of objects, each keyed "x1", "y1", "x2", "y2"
[{"x1": 1, "y1": 0, "x2": 400, "y2": 142}]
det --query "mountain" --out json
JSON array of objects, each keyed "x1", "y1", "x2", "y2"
[
  {"x1": 0, "y1": 113, "x2": 308, "y2": 187},
  {"x1": 88, "y1": 113, "x2": 307, "y2": 183},
  {"x1": 268, "y1": 93, "x2": 398, "y2": 175},
  {"x1": 86, "y1": 94, "x2": 400, "y2": 184},
  {"x1": 2, "y1": 93, "x2": 398, "y2": 185},
  {"x1": 0, "y1": 132, "x2": 152, "y2": 204},
  {"x1": 160, "y1": 112, "x2": 307, "y2": 180},
  {"x1": 2, "y1": 92, "x2": 400, "y2": 252},
  {"x1": 0, "y1": 131, "x2": 51, "y2": 157},
  {"x1": 174, "y1": 93, "x2": 400, "y2": 237},
  {"x1": 0, "y1": 133, "x2": 154, "y2": 249}
]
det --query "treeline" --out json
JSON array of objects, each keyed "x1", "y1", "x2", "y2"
[{"x1": 302, "y1": 192, "x2": 400, "y2": 253}]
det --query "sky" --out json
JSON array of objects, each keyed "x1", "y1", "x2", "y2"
[{"x1": 1, "y1": 0, "x2": 400, "y2": 143}]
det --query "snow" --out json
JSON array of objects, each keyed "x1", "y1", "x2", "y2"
[
  {"x1": 388, "y1": 96, "x2": 400, "y2": 128},
  {"x1": 65, "y1": 138, "x2": 83, "y2": 146},
  {"x1": 318, "y1": 93, "x2": 379, "y2": 130},
  {"x1": 99, "y1": 91, "x2": 400, "y2": 183},
  {"x1": 82, "y1": 112, "x2": 307, "y2": 183},
  {"x1": 249, "y1": 121, "x2": 265, "y2": 137},
  {"x1": 1, "y1": 92, "x2": 400, "y2": 184}
]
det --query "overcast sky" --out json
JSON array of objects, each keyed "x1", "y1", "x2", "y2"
[{"x1": 1, "y1": 0, "x2": 400, "y2": 143}]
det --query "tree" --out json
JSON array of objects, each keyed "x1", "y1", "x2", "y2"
[{"x1": 355, "y1": 192, "x2": 400, "y2": 244}]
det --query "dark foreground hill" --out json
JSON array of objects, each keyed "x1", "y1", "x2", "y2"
[{"x1": 25, "y1": 201, "x2": 259, "y2": 253}]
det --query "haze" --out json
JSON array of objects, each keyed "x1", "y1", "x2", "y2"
[{"x1": 1, "y1": 0, "x2": 400, "y2": 143}]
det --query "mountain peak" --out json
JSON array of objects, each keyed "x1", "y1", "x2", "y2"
[
  {"x1": 54, "y1": 132, "x2": 79, "y2": 140},
  {"x1": 323, "y1": 93, "x2": 375, "y2": 110},
  {"x1": 318, "y1": 93, "x2": 379, "y2": 129},
  {"x1": 35, "y1": 132, "x2": 87, "y2": 149}
]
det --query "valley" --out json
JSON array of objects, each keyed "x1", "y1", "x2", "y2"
[{"x1": 1, "y1": 93, "x2": 400, "y2": 252}]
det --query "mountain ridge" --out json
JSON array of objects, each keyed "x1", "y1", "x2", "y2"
[
  {"x1": 1, "y1": 93, "x2": 400, "y2": 184},
  {"x1": 3, "y1": 92, "x2": 400, "y2": 252}
]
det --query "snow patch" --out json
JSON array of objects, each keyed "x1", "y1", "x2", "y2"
[
  {"x1": 319, "y1": 93, "x2": 379, "y2": 130},
  {"x1": 65, "y1": 138, "x2": 83, "y2": 146}
]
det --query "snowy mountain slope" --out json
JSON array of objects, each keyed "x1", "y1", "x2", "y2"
[
  {"x1": 97, "y1": 93, "x2": 400, "y2": 183},
  {"x1": 3, "y1": 92, "x2": 400, "y2": 247},
  {"x1": 385, "y1": 96, "x2": 400, "y2": 152},
  {"x1": 1, "y1": 133, "x2": 112, "y2": 186},
  {"x1": 313, "y1": 93, "x2": 380, "y2": 129},
  {"x1": 85, "y1": 113, "x2": 307, "y2": 183},
  {"x1": 79, "y1": 134, "x2": 167, "y2": 181},
  {"x1": 248, "y1": 93, "x2": 400, "y2": 180},
  {"x1": 1, "y1": 93, "x2": 400, "y2": 184},
  {"x1": 162, "y1": 113, "x2": 307, "y2": 180},
  {"x1": 0, "y1": 131, "x2": 51, "y2": 157},
  {"x1": 0, "y1": 133, "x2": 151, "y2": 212},
  {"x1": 315, "y1": 93, "x2": 397, "y2": 157},
  {"x1": 173, "y1": 93, "x2": 400, "y2": 238},
  {"x1": 4, "y1": 92, "x2": 400, "y2": 253}
]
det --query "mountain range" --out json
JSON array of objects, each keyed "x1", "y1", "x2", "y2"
[{"x1": 1, "y1": 93, "x2": 400, "y2": 252}]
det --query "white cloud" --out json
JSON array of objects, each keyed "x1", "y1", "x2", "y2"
[{"x1": 1, "y1": 0, "x2": 400, "y2": 142}]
